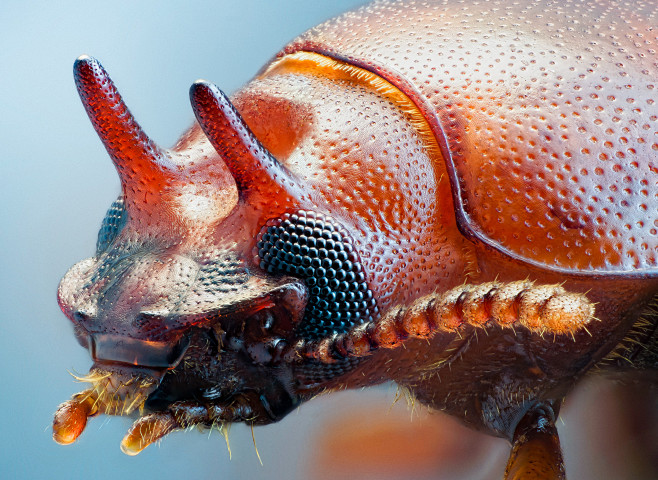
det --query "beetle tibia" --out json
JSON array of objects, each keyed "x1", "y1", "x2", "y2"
[
  {"x1": 504, "y1": 404, "x2": 566, "y2": 480},
  {"x1": 295, "y1": 280, "x2": 596, "y2": 363}
]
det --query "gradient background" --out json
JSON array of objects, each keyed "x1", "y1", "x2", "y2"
[{"x1": 1, "y1": 1, "x2": 655, "y2": 479}]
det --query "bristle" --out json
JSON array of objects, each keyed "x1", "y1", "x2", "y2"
[
  {"x1": 218, "y1": 423, "x2": 232, "y2": 459},
  {"x1": 595, "y1": 295, "x2": 658, "y2": 372},
  {"x1": 69, "y1": 368, "x2": 156, "y2": 416},
  {"x1": 250, "y1": 424, "x2": 263, "y2": 465},
  {"x1": 70, "y1": 369, "x2": 112, "y2": 384},
  {"x1": 425, "y1": 333, "x2": 475, "y2": 372},
  {"x1": 393, "y1": 385, "x2": 418, "y2": 415}
]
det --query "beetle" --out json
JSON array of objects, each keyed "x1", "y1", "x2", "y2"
[{"x1": 52, "y1": 0, "x2": 657, "y2": 478}]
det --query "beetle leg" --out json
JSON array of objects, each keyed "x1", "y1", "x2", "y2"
[
  {"x1": 121, "y1": 398, "x2": 257, "y2": 455},
  {"x1": 504, "y1": 403, "x2": 566, "y2": 480},
  {"x1": 294, "y1": 280, "x2": 595, "y2": 363}
]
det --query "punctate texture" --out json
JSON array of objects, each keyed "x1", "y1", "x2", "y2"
[
  {"x1": 285, "y1": 0, "x2": 658, "y2": 275},
  {"x1": 53, "y1": 2, "x2": 657, "y2": 479}
]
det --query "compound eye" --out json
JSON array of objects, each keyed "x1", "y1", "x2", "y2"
[
  {"x1": 256, "y1": 210, "x2": 378, "y2": 340},
  {"x1": 96, "y1": 195, "x2": 127, "y2": 254}
]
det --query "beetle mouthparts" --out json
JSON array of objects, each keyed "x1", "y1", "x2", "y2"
[
  {"x1": 52, "y1": 367, "x2": 160, "y2": 445},
  {"x1": 89, "y1": 333, "x2": 191, "y2": 370}
]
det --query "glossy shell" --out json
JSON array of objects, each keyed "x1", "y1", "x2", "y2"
[
  {"x1": 283, "y1": 0, "x2": 658, "y2": 276},
  {"x1": 51, "y1": 0, "x2": 658, "y2": 476}
]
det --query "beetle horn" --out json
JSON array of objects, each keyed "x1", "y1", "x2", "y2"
[
  {"x1": 74, "y1": 55, "x2": 175, "y2": 200},
  {"x1": 190, "y1": 80, "x2": 305, "y2": 201}
]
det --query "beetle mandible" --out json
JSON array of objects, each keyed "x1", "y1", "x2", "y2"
[{"x1": 53, "y1": 0, "x2": 658, "y2": 478}]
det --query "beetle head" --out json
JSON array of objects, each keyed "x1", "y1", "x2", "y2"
[
  {"x1": 55, "y1": 56, "x2": 391, "y2": 449},
  {"x1": 58, "y1": 57, "x2": 310, "y2": 375}
]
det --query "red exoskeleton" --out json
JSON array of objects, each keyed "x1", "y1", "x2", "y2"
[{"x1": 53, "y1": 0, "x2": 657, "y2": 478}]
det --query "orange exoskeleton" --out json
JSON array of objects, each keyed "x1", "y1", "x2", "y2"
[{"x1": 53, "y1": 1, "x2": 657, "y2": 478}]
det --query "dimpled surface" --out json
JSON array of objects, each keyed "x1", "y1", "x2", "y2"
[
  {"x1": 233, "y1": 69, "x2": 473, "y2": 312},
  {"x1": 257, "y1": 210, "x2": 378, "y2": 340},
  {"x1": 284, "y1": 0, "x2": 658, "y2": 275}
]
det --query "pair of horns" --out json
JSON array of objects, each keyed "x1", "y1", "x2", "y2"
[{"x1": 74, "y1": 55, "x2": 302, "y2": 200}]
